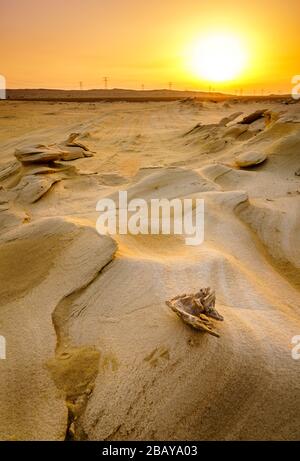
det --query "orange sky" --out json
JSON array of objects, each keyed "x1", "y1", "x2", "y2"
[{"x1": 1, "y1": 0, "x2": 299, "y2": 93}]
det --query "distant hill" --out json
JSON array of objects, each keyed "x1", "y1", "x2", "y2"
[
  {"x1": 5, "y1": 88, "x2": 291, "y2": 102},
  {"x1": 6, "y1": 88, "x2": 229, "y2": 102}
]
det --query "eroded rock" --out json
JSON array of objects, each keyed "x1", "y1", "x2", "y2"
[
  {"x1": 15, "y1": 175, "x2": 60, "y2": 204},
  {"x1": 15, "y1": 133, "x2": 93, "y2": 164},
  {"x1": 235, "y1": 151, "x2": 267, "y2": 167},
  {"x1": 65, "y1": 133, "x2": 90, "y2": 151},
  {"x1": 222, "y1": 125, "x2": 249, "y2": 139},
  {"x1": 166, "y1": 287, "x2": 223, "y2": 338},
  {"x1": 218, "y1": 112, "x2": 243, "y2": 127},
  {"x1": 0, "y1": 161, "x2": 22, "y2": 181},
  {"x1": 239, "y1": 109, "x2": 267, "y2": 125}
]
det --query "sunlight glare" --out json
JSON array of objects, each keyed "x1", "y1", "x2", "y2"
[{"x1": 188, "y1": 33, "x2": 247, "y2": 82}]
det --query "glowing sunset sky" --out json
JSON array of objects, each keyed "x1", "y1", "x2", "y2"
[{"x1": 1, "y1": 0, "x2": 299, "y2": 93}]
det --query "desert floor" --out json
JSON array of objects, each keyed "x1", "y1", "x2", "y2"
[{"x1": 0, "y1": 99, "x2": 299, "y2": 440}]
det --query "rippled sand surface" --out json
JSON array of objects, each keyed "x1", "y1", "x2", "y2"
[{"x1": 0, "y1": 98, "x2": 299, "y2": 440}]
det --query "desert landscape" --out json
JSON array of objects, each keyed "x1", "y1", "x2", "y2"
[{"x1": 0, "y1": 95, "x2": 299, "y2": 440}]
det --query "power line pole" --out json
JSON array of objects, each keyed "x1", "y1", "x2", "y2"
[
  {"x1": 141, "y1": 84, "x2": 145, "y2": 91},
  {"x1": 103, "y1": 76, "x2": 108, "y2": 90},
  {"x1": 79, "y1": 81, "x2": 83, "y2": 90},
  {"x1": 168, "y1": 82, "x2": 173, "y2": 91}
]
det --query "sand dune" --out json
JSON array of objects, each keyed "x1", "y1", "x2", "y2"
[{"x1": 0, "y1": 98, "x2": 299, "y2": 440}]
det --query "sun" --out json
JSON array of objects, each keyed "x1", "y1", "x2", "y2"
[{"x1": 188, "y1": 33, "x2": 247, "y2": 82}]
